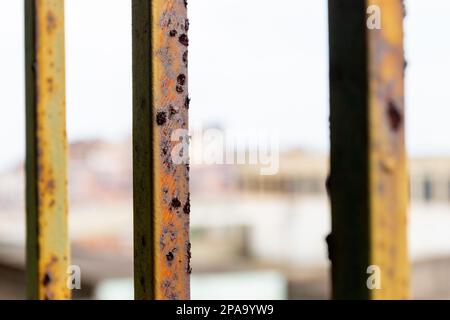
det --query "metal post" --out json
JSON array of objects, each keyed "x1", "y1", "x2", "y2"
[
  {"x1": 132, "y1": 0, "x2": 190, "y2": 300},
  {"x1": 328, "y1": 0, "x2": 408, "y2": 299},
  {"x1": 25, "y1": 0, "x2": 70, "y2": 300}
]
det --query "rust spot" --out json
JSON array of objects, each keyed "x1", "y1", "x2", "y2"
[
  {"x1": 46, "y1": 179, "x2": 55, "y2": 191},
  {"x1": 169, "y1": 29, "x2": 177, "y2": 37},
  {"x1": 42, "y1": 272, "x2": 52, "y2": 287},
  {"x1": 184, "y1": 0, "x2": 188, "y2": 8},
  {"x1": 156, "y1": 111, "x2": 167, "y2": 126},
  {"x1": 182, "y1": 51, "x2": 188, "y2": 66},
  {"x1": 380, "y1": 159, "x2": 394, "y2": 174},
  {"x1": 166, "y1": 251, "x2": 174, "y2": 262},
  {"x1": 176, "y1": 85, "x2": 184, "y2": 94},
  {"x1": 169, "y1": 105, "x2": 178, "y2": 118},
  {"x1": 46, "y1": 77, "x2": 54, "y2": 92},
  {"x1": 171, "y1": 198, "x2": 181, "y2": 208},
  {"x1": 46, "y1": 11, "x2": 57, "y2": 33},
  {"x1": 177, "y1": 74, "x2": 186, "y2": 86},
  {"x1": 184, "y1": 96, "x2": 190, "y2": 109},
  {"x1": 184, "y1": 19, "x2": 189, "y2": 32},
  {"x1": 387, "y1": 100, "x2": 402, "y2": 131},
  {"x1": 178, "y1": 34, "x2": 189, "y2": 46},
  {"x1": 186, "y1": 242, "x2": 192, "y2": 259},
  {"x1": 186, "y1": 242, "x2": 192, "y2": 274},
  {"x1": 183, "y1": 196, "x2": 190, "y2": 215}
]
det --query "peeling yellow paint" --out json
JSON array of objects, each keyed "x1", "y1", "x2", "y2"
[
  {"x1": 25, "y1": 0, "x2": 69, "y2": 300},
  {"x1": 368, "y1": 0, "x2": 409, "y2": 300}
]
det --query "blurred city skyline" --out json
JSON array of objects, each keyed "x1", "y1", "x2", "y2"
[{"x1": 0, "y1": 0, "x2": 449, "y2": 170}]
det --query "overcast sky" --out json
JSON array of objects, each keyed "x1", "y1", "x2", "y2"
[{"x1": 0, "y1": 0, "x2": 448, "y2": 170}]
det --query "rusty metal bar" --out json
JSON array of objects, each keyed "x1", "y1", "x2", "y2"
[
  {"x1": 132, "y1": 0, "x2": 190, "y2": 300},
  {"x1": 328, "y1": 0, "x2": 408, "y2": 299},
  {"x1": 25, "y1": 0, "x2": 70, "y2": 300}
]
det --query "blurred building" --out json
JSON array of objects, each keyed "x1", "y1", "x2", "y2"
[
  {"x1": 410, "y1": 157, "x2": 450, "y2": 203},
  {"x1": 0, "y1": 138, "x2": 450, "y2": 299},
  {"x1": 239, "y1": 150, "x2": 450, "y2": 204}
]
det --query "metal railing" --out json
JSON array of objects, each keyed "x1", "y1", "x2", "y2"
[{"x1": 22, "y1": 0, "x2": 407, "y2": 300}]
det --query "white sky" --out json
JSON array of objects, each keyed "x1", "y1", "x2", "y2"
[{"x1": 0, "y1": 0, "x2": 448, "y2": 170}]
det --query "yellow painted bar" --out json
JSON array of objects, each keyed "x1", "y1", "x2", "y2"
[
  {"x1": 132, "y1": 0, "x2": 190, "y2": 300},
  {"x1": 368, "y1": 0, "x2": 409, "y2": 300},
  {"x1": 328, "y1": 0, "x2": 408, "y2": 299},
  {"x1": 25, "y1": 0, "x2": 70, "y2": 300}
]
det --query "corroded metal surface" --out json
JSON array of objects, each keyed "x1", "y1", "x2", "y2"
[
  {"x1": 132, "y1": 0, "x2": 190, "y2": 300},
  {"x1": 328, "y1": 0, "x2": 408, "y2": 299},
  {"x1": 25, "y1": 0, "x2": 70, "y2": 300},
  {"x1": 368, "y1": 0, "x2": 409, "y2": 300}
]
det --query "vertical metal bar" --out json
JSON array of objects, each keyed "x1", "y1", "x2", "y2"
[
  {"x1": 367, "y1": 0, "x2": 408, "y2": 300},
  {"x1": 132, "y1": 0, "x2": 190, "y2": 300},
  {"x1": 328, "y1": 0, "x2": 408, "y2": 299},
  {"x1": 25, "y1": 0, "x2": 70, "y2": 300}
]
